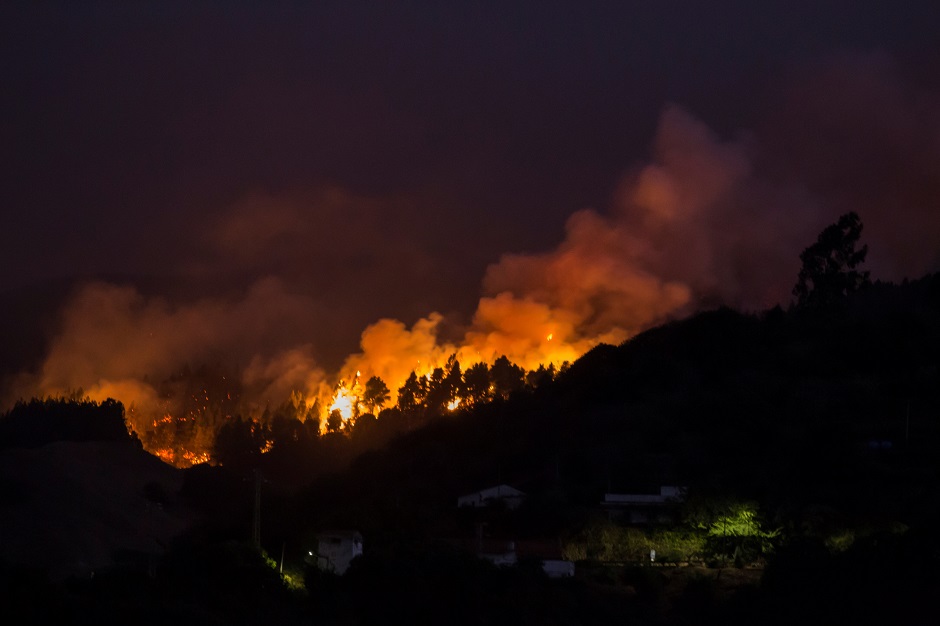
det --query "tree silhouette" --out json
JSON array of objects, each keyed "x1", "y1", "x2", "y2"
[
  {"x1": 463, "y1": 362, "x2": 491, "y2": 406},
  {"x1": 397, "y1": 371, "x2": 426, "y2": 414},
  {"x1": 525, "y1": 363, "x2": 556, "y2": 389},
  {"x1": 424, "y1": 366, "x2": 449, "y2": 414},
  {"x1": 490, "y1": 355, "x2": 525, "y2": 399},
  {"x1": 361, "y1": 376, "x2": 391, "y2": 415},
  {"x1": 213, "y1": 416, "x2": 269, "y2": 469},
  {"x1": 441, "y1": 355, "x2": 464, "y2": 408},
  {"x1": 0, "y1": 396, "x2": 133, "y2": 449},
  {"x1": 793, "y1": 211, "x2": 871, "y2": 309},
  {"x1": 326, "y1": 409, "x2": 344, "y2": 434}
]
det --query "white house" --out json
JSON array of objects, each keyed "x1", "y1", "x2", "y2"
[
  {"x1": 310, "y1": 530, "x2": 363, "y2": 575},
  {"x1": 457, "y1": 484, "x2": 526, "y2": 510}
]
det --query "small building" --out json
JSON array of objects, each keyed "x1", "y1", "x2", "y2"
[
  {"x1": 601, "y1": 486, "x2": 686, "y2": 524},
  {"x1": 310, "y1": 530, "x2": 363, "y2": 575},
  {"x1": 457, "y1": 484, "x2": 526, "y2": 510},
  {"x1": 541, "y1": 559, "x2": 576, "y2": 578}
]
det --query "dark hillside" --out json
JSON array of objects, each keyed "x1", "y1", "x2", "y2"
[
  {"x1": 0, "y1": 441, "x2": 192, "y2": 580},
  {"x1": 210, "y1": 273, "x2": 937, "y2": 625},
  {"x1": 284, "y1": 274, "x2": 940, "y2": 549},
  {"x1": 0, "y1": 398, "x2": 196, "y2": 581},
  {"x1": 3, "y1": 275, "x2": 939, "y2": 624}
]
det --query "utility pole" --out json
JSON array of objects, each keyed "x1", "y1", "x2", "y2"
[
  {"x1": 252, "y1": 468, "x2": 262, "y2": 550},
  {"x1": 906, "y1": 399, "x2": 911, "y2": 445}
]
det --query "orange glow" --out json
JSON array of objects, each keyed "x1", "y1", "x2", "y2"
[
  {"x1": 25, "y1": 107, "x2": 824, "y2": 466},
  {"x1": 38, "y1": 277, "x2": 627, "y2": 462},
  {"x1": 328, "y1": 374, "x2": 362, "y2": 423},
  {"x1": 154, "y1": 448, "x2": 175, "y2": 464},
  {"x1": 182, "y1": 450, "x2": 211, "y2": 465},
  {"x1": 23, "y1": 193, "x2": 682, "y2": 465}
]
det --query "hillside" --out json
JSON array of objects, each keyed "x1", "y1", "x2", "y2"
[
  {"x1": 2, "y1": 273, "x2": 939, "y2": 624},
  {"x1": 0, "y1": 440, "x2": 193, "y2": 580},
  {"x1": 276, "y1": 274, "x2": 940, "y2": 544}
]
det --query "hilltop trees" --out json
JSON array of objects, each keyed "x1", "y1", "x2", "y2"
[
  {"x1": 0, "y1": 396, "x2": 135, "y2": 449},
  {"x1": 396, "y1": 372, "x2": 426, "y2": 415},
  {"x1": 212, "y1": 415, "x2": 270, "y2": 469},
  {"x1": 361, "y1": 376, "x2": 391, "y2": 415},
  {"x1": 490, "y1": 355, "x2": 525, "y2": 399},
  {"x1": 395, "y1": 354, "x2": 557, "y2": 419},
  {"x1": 145, "y1": 361, "x2": 244, "y2": 466},
  {"x1": 29, "y1": 352, "x2": 560, "y2": 471},
  {"x1": 463, "y1": 362, "x2": 491, "y2": 406},
  {"x1": 792, "y1": 211, "x2": 871, "y2": 309}
]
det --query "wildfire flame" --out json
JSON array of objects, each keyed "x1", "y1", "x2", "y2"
[
  {"x1": 25, "y1": 107, "x2": 754, "y2": 465},
  {"x1": 329, "y1": 383, "x2": 357, "y2": 421},
  {"x1": 328, "y1": 372, "x2": 362, "y2": 422}
]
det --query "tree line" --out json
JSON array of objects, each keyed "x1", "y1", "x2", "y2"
[
  {"x1": 3, "y1": 209, "x2": 873, "y2": 474},
  {"x1": 212, "y1": 354, "x2": 568, "y2": 476}
]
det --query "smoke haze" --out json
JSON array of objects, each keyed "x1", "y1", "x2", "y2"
[
  {"x1": 1, "y1": 0, "x2": 939, "y2": 460},
  {"x1": 10, "y1": 61, "x2": 939, "y2": 427}
]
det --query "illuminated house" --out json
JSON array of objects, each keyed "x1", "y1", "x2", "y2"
[
  {"x1": 601, "y1": 486, "x2": 686, "y2": 524},
  {"x1": 457, "y1": 484, "x2": 526, "y2": 510},
  {"x1": 309, "y1": 530, "x2": 363, "y2": 575}
]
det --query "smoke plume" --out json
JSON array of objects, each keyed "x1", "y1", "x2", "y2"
[{"x1": 8, "y1": 56, "x2": 940, "y2": 459}]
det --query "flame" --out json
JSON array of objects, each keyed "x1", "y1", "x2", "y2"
[
  {"x1": 25, "y1": 108, "x2": 748, "y2": 464},
  {"x1": 182, "y1": 450, "x2": 211, "y2": 465},
  {"x1": 23, "y1": 274, "x2": 620, "y2": 462},
  {"x1": 31, "y1": 288, "x2": 621, "y2": 462},
  {"x1": 154, "y1": 448, "x2": 175, "y2": 464},
  {"x1": 328, "y1": 380, "x2": 358, "y2": 421}
]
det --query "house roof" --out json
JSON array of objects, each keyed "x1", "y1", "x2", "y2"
[
  {"x1": 602, "y1": 486, "x2": 686, "y2": 506},
  {"x1": 459, "y1": 484, "x2": 525, "y2": 500},
  {"x1": 316, "y1": 530, "x2": 363, "y2": 540}
]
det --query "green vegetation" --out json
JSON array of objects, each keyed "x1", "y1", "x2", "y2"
[{"x1": 561, "y1": 519, "x2": 707, "y2": 564}]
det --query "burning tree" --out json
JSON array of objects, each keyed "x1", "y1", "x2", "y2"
[
  {"x1": 361, "y1": 376, "x2": 391, "y2": 415},
  {"x1": 462, "y1": 362, "x2": 491, "y2": 407}
]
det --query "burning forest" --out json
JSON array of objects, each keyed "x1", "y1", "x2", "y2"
[{"x1": 4, "y1": 63, "x2": 940, "y2": 467}]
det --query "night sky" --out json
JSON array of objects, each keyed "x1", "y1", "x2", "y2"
[{"x1": 2, "y1": 1, "x2": 940, "y2": 411}]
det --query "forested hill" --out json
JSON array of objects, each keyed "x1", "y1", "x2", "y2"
[
  {"x1": 3, "y1": 274, "x2": 938, "y2": 625},
  {"x1": 286, "y1": 272, "x2": 940, "y2": 542}
]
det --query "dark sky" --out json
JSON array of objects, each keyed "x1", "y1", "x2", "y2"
[{"x1": 2, "y1": 1, "x2": 940, "y2": 406}]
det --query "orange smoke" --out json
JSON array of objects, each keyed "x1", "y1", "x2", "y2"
[
  {"x1": 294, "y1": 106, "x2": 830, "y2": 419},
  {"x1": 7, "y1": 104, "x2": 849, "y2": 464}
]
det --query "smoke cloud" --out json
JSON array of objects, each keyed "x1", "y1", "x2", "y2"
[
  {"x1": 7, "y1": 51, "x2": 940, "y2": 458},
  {"x1": 758, "y1": 52, "x2": 940, "y2": 280},
  {"x1": 328, "y1": 105, "x2": 822, "y2": 397},
  {"x1": 8, "y1": 278, "x2": 329, "y2": 432}
]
